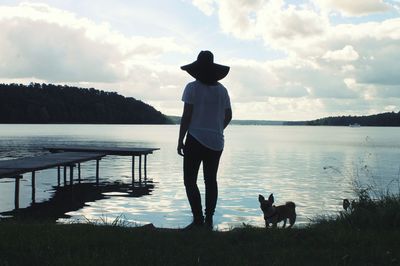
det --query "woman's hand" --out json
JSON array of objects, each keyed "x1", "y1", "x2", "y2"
[
  {"x1": 177, "y1": 142, "x2": 185, "y2": 156},
  {"x1": 177, "y1": 103, "x2": 192, "y2": 157}
]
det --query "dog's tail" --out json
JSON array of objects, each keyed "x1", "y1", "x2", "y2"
[{"x1": 285, "y1": 201, "x2": 296, "y2": 209}]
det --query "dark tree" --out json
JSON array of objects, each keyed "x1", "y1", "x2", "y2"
[
  {"x1": 0, "y1": 83, "x2": 172, "y2": 124},
  {"x1": 301, "y1": 112, "x2": 400, "y2": 126}
]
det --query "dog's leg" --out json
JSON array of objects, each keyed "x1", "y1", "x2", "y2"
[
  {"x1": 282, "y1": 219, "x2": 287, "y2": 228},
  {"x1": 265, "y1": 220, "x2": 269, "y2": 228},
  {"x1": 288, "y1": 214, "x2": 296, "y2": 228}
]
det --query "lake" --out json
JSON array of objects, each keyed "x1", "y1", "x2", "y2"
[{"x1": 0, "y1": 124, "x2": 399, "y2": 229}]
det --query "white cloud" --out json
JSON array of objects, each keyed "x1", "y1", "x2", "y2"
[
  {"x1": 257, "y1": 3, "x2": 329, "y2": 49},
  {"x1": 313, "y1": 0, "x2": 391, "y2": 16},
  {"x1": 217, "y1": 0, "x2": 264, "y2": 39},
  {"x1": 0, "y1": 3, "x2": 188, "y2": 83},
  {"x1": 384, "y1": 105, "x2": 398, "y2": 112},
  {"x1": 231, "y1": 98, "x2": 328, "y2": 120},
  {"x1": 187, "y1": 0, "x2": 400, "y2": 119},
  {"x1": 191, "y1": 0, "x2": 216, "y2": 16},
  {"x1": 221, "y1": 56, "x2": 359, "y2": 106},
  {"x1": 0, "y1": 17, "x2": 121, "y2": 82},
  {"x1": 193, "y1": 1, "x2": 400, "y2": 92},
  {"x1": 322, "y1": 45, "x2": 359, "y2": 62}
]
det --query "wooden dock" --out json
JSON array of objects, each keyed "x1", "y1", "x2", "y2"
[
  {"x1": 0, "y1": 152, "x2": 106, "y2": 209},
  {"x1": 45, "y1": 146, "x2": 158, "y2": 156},
  {"x1": 44, "y1": 146, "x2": 159, "y2": 185},
  {"x1": 0, "y1": 146, "x2": 159, "y2": 211},
  {"x1": 0, "y1": 152, "x2": 105, "y2": 179}
]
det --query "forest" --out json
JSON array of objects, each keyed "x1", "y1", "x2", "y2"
[
  {"x1": 0, "y1": 83, "x2": 172, "y2": 124},
  {"x1": 285, "y1": 111, "x2": 400, "y2": 126}
]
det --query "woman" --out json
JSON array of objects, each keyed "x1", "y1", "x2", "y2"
[{"x1": 177, "y1": 50, "x2": 232, "y2": 229}]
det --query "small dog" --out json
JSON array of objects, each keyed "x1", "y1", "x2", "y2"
[{"x1": 258, "y1": 193, "x2": 296, "y2": 228}]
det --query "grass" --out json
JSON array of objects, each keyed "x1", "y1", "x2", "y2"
[
  {"x1": 1, "y1": 193, "x2": 400, "y2": 266},
  {"x1": 0, "y1": 219, "x2": 399, "y2": 266}
]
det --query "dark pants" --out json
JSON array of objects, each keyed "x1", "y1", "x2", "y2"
[{"x1": 184, "y1": 134, "x2": 222, "y2": 219}]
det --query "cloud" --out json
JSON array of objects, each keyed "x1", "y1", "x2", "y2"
[
  {"x1": 313, "y1": 0, "x2": 391, "y2": 16},
  {"x1": 0, "y1": 3, "x2": 187, "y2": 83},
  {"x1": 217, "y1": 0, "x2": 264, "y2": 39},
  {"x1": 191, "y1": 0, "x2": 216, "y2": 16},
  {"x1": 192, "y1": 0, "x2": 266, "y2": 39},
  {"x1": 225, "y1": 61, "x2": 308, "y2": 101},
  {"x1": 257, "y1": 3, "x2": 329, "y2": 46},
  {"x1": 191, "y1": 0, "x2": 400, "y2": 91},
  {"x1": 0, "y1": 18, "x2": 122, "y2": 82},
  {"x1": 322, "y1": 45, "x2": 360, "y2": 62},
  {"x1": 323, "y1": 19, "x2": 400, "y2": 89},
  {"x1": 192, "y1": 1, "x2": 329, "y2": 44},
  {"x1": 230, "y1": 97, "x2": 337, "y2": 120},
  {"x1": 221, "y1": 56, "x2": 360, "y2": 107},
  {"x1": 187, "y1": 0, "x2": 400, "y2": 119},
  {"x1": 355, "y1": 40, "x2": 400, "y2": 86},
  {"x1": 1, "y1": 1, "x2": 399, "y2": 120}
]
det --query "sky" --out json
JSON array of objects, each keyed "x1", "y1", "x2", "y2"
[{"x1": 0, "y1": 0, "x2": 399, "y2": 121}]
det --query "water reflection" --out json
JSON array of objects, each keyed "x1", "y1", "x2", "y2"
[{"x1": 1, "y1": 181, "x2": 154, "y2": 222}]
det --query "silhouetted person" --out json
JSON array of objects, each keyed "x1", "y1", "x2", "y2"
[{"x1": 177, "y1": 50, "x2": 232, "y2": 229}]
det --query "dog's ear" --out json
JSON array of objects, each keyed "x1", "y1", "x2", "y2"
[
  {"x1": 268, "y1": 193, "x2": 274, "y2": 203},
  {"x1": 258, "y1": 194, "x2": 265, "y2": 202}
]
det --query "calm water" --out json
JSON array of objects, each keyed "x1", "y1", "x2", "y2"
[{"x1": 0, "y1": 125, "x2": 399, "y2": 229}]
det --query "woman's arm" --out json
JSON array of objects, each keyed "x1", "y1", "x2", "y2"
[
  {"x1": 224, "y1": 108, "x2": 232, "y2": 129},
  {"x1": 177, "y1": 103, "x2": 193, "y2": 156}
]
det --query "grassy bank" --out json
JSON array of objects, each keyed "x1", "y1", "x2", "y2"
[
  {"x1": 1, "y1": 193, "x2": 400, "y2": 266},
  {"x1": 0, "y1": 221, "x2": 399, "y2": 266}
]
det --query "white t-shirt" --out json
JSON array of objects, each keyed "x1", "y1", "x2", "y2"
[{"x1": 182, "y1": 80, "x2": 231, "y2": 151}]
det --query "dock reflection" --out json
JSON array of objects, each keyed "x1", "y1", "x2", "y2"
[{"x1": 1, "y1": 181, "x2": 155, "y2": 222}]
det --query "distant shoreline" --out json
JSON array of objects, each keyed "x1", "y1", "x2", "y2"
[
  {"x1": 1, "y1": 123, "x2": 399, "y2": 127},
  {"x1": 2, "y1": 83, "x2": 398, "y2": 126},
  {"x1": 167, "y1": 115, "x2": 400, "y2": 126}
]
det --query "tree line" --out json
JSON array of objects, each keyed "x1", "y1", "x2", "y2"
[
  {"x1": 0, "y1": 83, "x2": 172, "y2": 124},
  {"x1": 284, "y1": 111, "x2": 400, "y2": 126}
]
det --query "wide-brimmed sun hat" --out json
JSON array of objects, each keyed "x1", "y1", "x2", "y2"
[{"x1": 181, "y1": 50, "x2": 230, "y2": 84}]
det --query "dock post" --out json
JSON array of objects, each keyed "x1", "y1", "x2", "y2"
[
  {"x1": 57, "y1": 166, "x2": 61, "y2": 186},
  {"x1": 31, "y1": 171, "x2": 36, "y2": 203},
  {"x1": 144, "y1": 154, "x2": 147, "y2": 183},
  {"x1": 78, "y1": 163, "x2": 81, "y2": 183},
  {"x1": 131, "y1": 156, "x2": 135, "y2": 188},
  {"x1": 14, "y1": 175, "x2": 22, "y2": 209},
  {"x1": 63, "y1": 166, "x2": 67, "y2": 185},
  {"x1": 69, "y1": 165, "x2": 74, "y2": 186},
  {"x1": 96, "y1": 159, "x2": 100, "y2": 185},
  {"x1": 139, "y1": 155, "x2": 142, "y2": 185}
]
